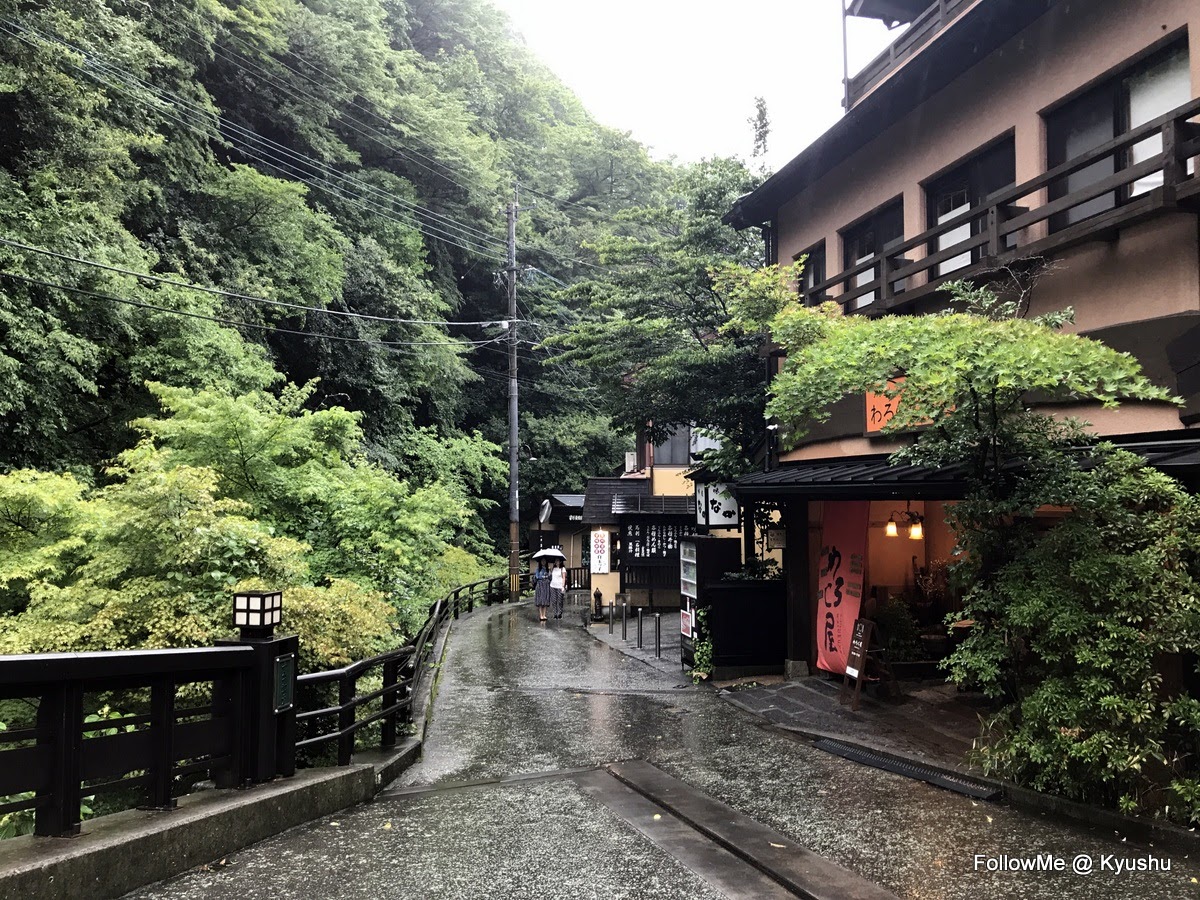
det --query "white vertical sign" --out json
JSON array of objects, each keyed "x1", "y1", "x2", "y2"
[
  {"x1": 590, "y1": 530, "x2": 610, "y2": 574},
  {"x1": 697, "y1": 483, "x2": 739, "y2": 527}
]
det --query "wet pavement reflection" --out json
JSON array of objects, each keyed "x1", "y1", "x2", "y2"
[
  {"x1": 128, "y1": 603, "x2": 1200, "y2": 899},
  {"x1": 401, "y1": 604, "x2": 1200, "y2": 899}
]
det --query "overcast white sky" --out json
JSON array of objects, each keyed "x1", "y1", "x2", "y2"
[{"x1": 487, "y1": 0, "x2": 901, "y2": 173}]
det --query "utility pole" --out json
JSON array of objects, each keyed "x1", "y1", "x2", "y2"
[{"x1": 507, "y1": 185, "x2": 521, "y2": 603}]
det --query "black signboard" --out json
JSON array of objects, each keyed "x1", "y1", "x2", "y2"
[
  {"x1": 273, "y1": 652, "x2": 296, "y2": 714},
  {"x1": 845, "y1": 619, "x2": 870, "y2": 681},
  {"x1": 840, "y1": 619, "x2": 898, "y2": 711}
]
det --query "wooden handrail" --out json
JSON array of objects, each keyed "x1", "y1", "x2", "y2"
[{"x1": 0, "y1": 646, "x2": 253, "y2": 687}]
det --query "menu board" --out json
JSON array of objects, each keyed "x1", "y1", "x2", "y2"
[{"x1": 845, "y1": 619, "x2": 870, "y2": 680}]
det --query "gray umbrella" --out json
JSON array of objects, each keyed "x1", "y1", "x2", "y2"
[{"x1": 531, "y1": 547, "x2": 566, "y2": 560}]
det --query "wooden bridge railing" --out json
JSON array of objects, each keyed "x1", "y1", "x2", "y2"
[
  {"x1": 0, "y1": 574, "x2": 512, "y2": 837},
  {"x1": 0, "y1": 647, "x2": 255, "y2": 836}
]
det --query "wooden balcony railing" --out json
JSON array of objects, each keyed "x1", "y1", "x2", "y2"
[
  {"x1": 846, "y1": 0, "x2": 974, "y2": 109},
  {"x1": 803, "y1": 97, "x2": 1200, "y2": 312}
]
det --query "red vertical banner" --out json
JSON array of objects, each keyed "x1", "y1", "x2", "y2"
[{"x1": 816, "y1": 501, "x2": 869, "y2": 676}]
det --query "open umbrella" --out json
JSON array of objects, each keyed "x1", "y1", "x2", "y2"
[{"x1": 531, "y1": 547, "x2": 566, "y2": 560}]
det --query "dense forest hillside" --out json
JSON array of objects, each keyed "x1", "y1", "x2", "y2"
[{"x1": 0, "y1": 0, "x2": 764, "y2": 661}]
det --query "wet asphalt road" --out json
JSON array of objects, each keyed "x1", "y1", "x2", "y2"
[{"x1": 130, "y1": 603, "x2": 1200, "y2": 899}]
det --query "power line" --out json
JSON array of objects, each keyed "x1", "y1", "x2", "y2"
[
  {"x1": 159, "y1": 10, "x2": 617, "y2": 277},
  {"x1": 0, "y1": 19, "x2": 508, "y2": 262},
  {"x1": 0, "y1": 236, "x2": 525, "y2": 328},
  {"x1": 189, "y1": 3, "x2": 481, "y2": 198},
  {"x1": 188, "y1": 33, "x2": 505, "y2": 248},
  {"x1": 6, "y1": 15, "x2": 619, "y2": 279},
  {"x1": 0, "y1": 271, "x2": 507, "y2": 350}
]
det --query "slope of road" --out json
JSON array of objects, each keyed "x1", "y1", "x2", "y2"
[{"x1": 128, "y1": 603, "x2": 1200, "y2": 899}]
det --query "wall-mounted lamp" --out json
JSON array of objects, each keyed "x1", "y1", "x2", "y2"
[{"x1": 885, "y1": 502, "x2": 924, "y2": 541}]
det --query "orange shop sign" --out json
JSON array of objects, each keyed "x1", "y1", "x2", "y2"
[
  {"x1": 865, "y1": 378, "x2": 905, "y2": 433},
  {"x1": 865, "y1": 377, "x2": 941, "y2": 433}
]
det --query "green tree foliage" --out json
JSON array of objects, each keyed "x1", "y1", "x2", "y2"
[
  {"x1": 958, "y1": 449, "x2": 1200, "y2": 819},
  {"x1": 0, "y1": 384, "x2": 482, "y2": 667},
  {"x1": 551, "y1": 158, "x2": 766, "y2": 476},
  {"x1": 0, "y1": 0, "x2": 746, "y2": 676},
  {"x1": 131, "y1": 382, "x2": 496, "y2": 628}
]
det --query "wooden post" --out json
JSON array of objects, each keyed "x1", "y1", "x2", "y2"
[
  {"x1": 35, "y1": 682, "x2": 83, "y2": 836},
  {"x1": 148, "y1": 676, "x2": 177, "y2": 809},
  {"x1": 783, "y1": 500, "x2": 812, "y2": 676},
  {"x1": 337, "y1": 676, "x2": 356, "y2": 766},
  {"x1": 381, "y1": 659, "x2": 399, "y2": 749},
  {"x1": 1162, "y1": 117, "x2": 1186, "y2": 203},
  {"x1": 986, "y1": 204, "x2": 1002, "y2": 262},
  {"x1": 879, "y1": 255, "x2": 894, "y2": 304}
]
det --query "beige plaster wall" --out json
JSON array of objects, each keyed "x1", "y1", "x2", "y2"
[
  {"x1": 1028, "y1": 216, "x2": 1200, "y2": 332},
  {"x1": 779, "y1": 0, "x2": 1200, "y2": 331},
  {"x1": 1051, "y1": 401, "x2": 1188, "y2": 435},
  {"x1": 924, "y1": 501, "x2": 960, "y2": 564},
  {"x1": 651, "y1": 466, "x2": 693, "y2": 496},
  {"x1": 780, "y1": 435, "x2": 905, "y2": 464}
]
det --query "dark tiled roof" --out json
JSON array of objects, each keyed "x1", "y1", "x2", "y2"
[
  {"x1": 737, "y1": 455, "x2": 965, "y2": 500},
  {"x1": 582, "y1": 478, "x2": 649, "y2": 524},
  {"x1": 549, "y1": 493, "x2": 585, "y2": 508},
  {"x1": 737, "y1": 436, "x2": 1200, "y2": 500}
]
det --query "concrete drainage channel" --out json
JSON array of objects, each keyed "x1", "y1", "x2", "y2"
[{"x1": 379, "y1": 759, "x2": 899, "y2": 900}]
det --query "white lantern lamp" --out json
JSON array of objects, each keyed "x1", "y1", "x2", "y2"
[{"x1": 233, "y1": 590, "x2": 283, "y2": 639}]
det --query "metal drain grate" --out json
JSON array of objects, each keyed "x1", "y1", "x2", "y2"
[{"x1": 811, "y1": 738, "x2": 1002, "y2": 801}]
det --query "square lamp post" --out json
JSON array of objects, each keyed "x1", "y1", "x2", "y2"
[
  {"x1": 220, "y1": 589, "x2": 296, "y2": 785},
  {"x1": 233, "y1": 590, "x2": 283, "y2": 640}
]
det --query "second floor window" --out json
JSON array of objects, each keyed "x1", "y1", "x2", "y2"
[
  {"x1": 925, "y1": 138, "x2": 1015, "y2": 276},
  {"x1": 1046, "y1": 40, "x2": 1191, "y2": 230},
  {"x1": 652, "y1": 426, "x2": 692, "y2": 466},
  {"x1": 842, "y1": 201, "x2": 904, "y2": 311},
  {"x1": 799, "y1": 241, "x2": 827, "y2": 303}
]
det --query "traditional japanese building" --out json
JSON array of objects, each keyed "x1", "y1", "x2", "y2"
[{"x1": 724, "y1": 0, "x2": 1200, "y2": 677}]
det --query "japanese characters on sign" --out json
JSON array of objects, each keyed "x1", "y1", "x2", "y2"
[
  {"x1": 865, "y1": 376, "x2": 941, "y2": 433},
  {"x1": 695, "y1": 483, "x2": 740, "y2": 528},
  {"x1": 590, "y1": 530, "x2": 610, "y2": 574},
  {"x1": 623, "y1": 523, "x2": 692, "y2": 559},
  {"x1": 865, "y1": 377, "x2": 905, "y2": 434},
  {"x1": 816, "y1": 501, "x2": 869, "y2": 676},
  {"x1": 845, "y1": 619, "x2": 870, "y2": 680}
]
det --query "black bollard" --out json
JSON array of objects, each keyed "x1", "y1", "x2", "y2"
[
  {"x1": 654, "y1": 613, "x2": 662, "y2": 658},
  {"x1": 637, "y1": 608, "x2": 644, "y2": 649},
  {"x1": 621, "y1": 602, "x2": 627, "y2": 640},
  {"x1": 608, "y1": 599, "x2": 614, "y2": 634}
]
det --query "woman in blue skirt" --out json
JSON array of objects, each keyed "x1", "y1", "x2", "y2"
[{"x1": 533, "y1": 560, "x2": 551, "y2": 622}]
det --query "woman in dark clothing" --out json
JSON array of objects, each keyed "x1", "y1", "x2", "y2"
[{"x1": 533, "y1": 560, "x2": 551, "y2": 622}]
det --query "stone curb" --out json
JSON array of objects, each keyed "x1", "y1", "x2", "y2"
[
  {"x1": 605, "y1": 759, "x2": 899, "y2": 900},
  {"x1": 0, "y1": 765, "x2": 377, "y2": 900}
]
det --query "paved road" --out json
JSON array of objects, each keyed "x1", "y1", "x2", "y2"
[{"x1": 130, "y1": 603, "x2": 1200, "y2": 899}]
